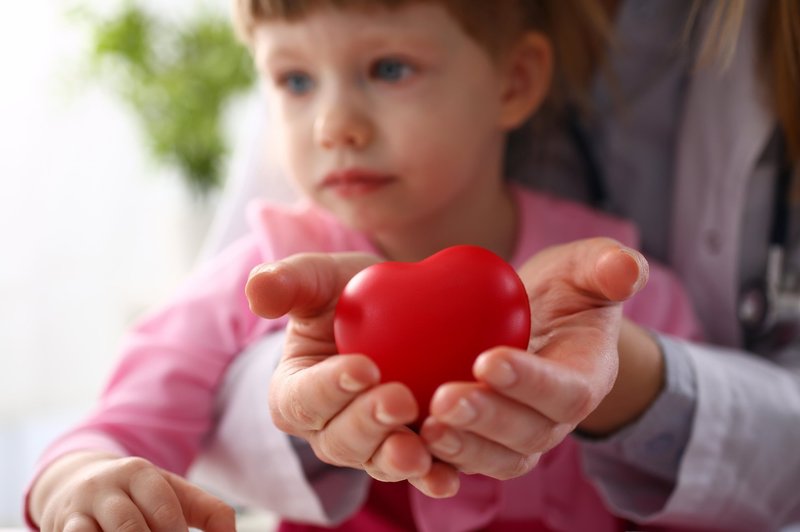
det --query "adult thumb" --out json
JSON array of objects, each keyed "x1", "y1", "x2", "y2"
[
  {"x1": 246, "y1": 251, "x2": 380, "y2": 319},
  {"x1": 594, "y1": 244, "x2": 649, "y2": 302}
]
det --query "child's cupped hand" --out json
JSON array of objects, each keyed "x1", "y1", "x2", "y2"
[
  {"x1": 246, "y1": 239, "x2": 647, "y2": 496},
  {"x1": 32, "y1": 451, "x2": 235, "y2": 531}
]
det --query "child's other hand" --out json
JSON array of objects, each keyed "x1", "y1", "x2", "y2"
[
  {"x1": 30, "y1": 451, "x2": 235, "y2": 531},
  {"x1": 247, "y1": 253, "x2": 461, "y2": 498},
  {"x1": 419, "y1": 238, "x2": 648, "y2": 480}
]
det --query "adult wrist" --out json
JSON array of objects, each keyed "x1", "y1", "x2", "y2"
[{"x1": 578, "y1": 319, "x2": 665, "y2": 435}]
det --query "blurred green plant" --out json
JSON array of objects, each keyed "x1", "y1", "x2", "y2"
[{"x1": 73, "y1": 3, "x2": 256, "y2": 194}]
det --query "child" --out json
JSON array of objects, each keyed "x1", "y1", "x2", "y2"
[{"x1": 26, "y1": 1, "x2": 700, "y2": 531}]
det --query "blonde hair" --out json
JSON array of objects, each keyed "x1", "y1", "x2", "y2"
[
  {"x1": 690, "y1": 0, "x2": 800, "y2": 162},
  {"x1": 763, "y1": 0, "x2": 800, "y2": 163}
]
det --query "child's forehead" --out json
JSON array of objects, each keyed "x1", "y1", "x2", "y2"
[{"x1": 252, "y1": 3, "x2": 463, "y2": 59}]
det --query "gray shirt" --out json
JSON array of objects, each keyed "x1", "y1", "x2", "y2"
[{"x1": 509, "y1": 0, "x2": 698, "y2": 489}]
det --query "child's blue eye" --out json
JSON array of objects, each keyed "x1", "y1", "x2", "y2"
[
  {"x1": 279, "y1": 72, "x2": 314, "y2": 95},
  {"x1": 370, "y1": 58, "x2": 414, "y2": 82}
]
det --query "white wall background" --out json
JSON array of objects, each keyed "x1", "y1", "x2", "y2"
[{"x1": 0, "y1": 1, "x2": 280, "y2": 525}]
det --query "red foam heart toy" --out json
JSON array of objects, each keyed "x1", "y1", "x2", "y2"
[{"x1": 334, "y1": 245, "x2": 531, "y2": 425}]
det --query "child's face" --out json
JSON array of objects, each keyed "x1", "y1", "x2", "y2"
[{"x1": 254, "y1": 3, "x2": 516, "y2": 242}]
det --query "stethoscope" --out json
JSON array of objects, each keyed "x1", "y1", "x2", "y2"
[
  {"x1": 568, "y1": 106, "x2": 799, "y2": 349},
  {"x1": 737, "y1": 154, "x2": 799, "y2": 349}
]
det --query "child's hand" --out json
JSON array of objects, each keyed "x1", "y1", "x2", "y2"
[
  {"x1": 419, "y1": 238, "x2": 648, "y2": 479},
  {"x1": 247, "y1": 252, "x2": 461, "y2": 498},
  {"x1": 30, "y1": 451, "x2": 236, "y2": 531}
]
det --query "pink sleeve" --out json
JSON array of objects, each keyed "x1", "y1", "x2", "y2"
[
  {"x1": 623, "y1": 259, "x2": 703, "y2": 340},
  {"x1": 24, "y1": 235, "x2": 280, "y2": 528}
]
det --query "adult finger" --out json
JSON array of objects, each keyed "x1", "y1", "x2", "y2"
[
  {"x1": 269, "y1": 353, "x2": 381, "y2": 433},
  {"x1": 164, "y1": 471, "x2": 236, "y2": 532},
  {"x1": 594, "y1": 245, "x2": 649, "y2": 302},
  {"x1": 408, "y1": 461, "x2": 461, "y2": 498},
  {"x1": 519, "y1": 238, "x2": 648, "y2": 305},
  {"x1": 365, "y1": 430, "x2": 431, "y2": 482},
  {"x1": 246, "y1": 252, "x2": 380, "y2": 319},
  {"x1": 313, "y1": 382, "x2": 419, "y2": 468},
  {"x1": 473, "y1": 347, "x2": 602, "y2": 424},
  {"x1": 427, "y1": 381, "x2": 572, "y2": 456},
  {"x1": 420, "y1": 418, "x2": 543, "y2": 480}
]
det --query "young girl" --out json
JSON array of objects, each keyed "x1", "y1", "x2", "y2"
[{"x1": 26, "y1": 1, "x2": 700, "y2": 531}]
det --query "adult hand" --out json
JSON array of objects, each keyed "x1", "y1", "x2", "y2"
[
  {"x1": 246, "y1": 239, "x2": 647, "y2": 493},
  {"x1": 419, "y1": 238, "x2": 648, "y2": 479},
  {"x1": 30, "y1": 451, "x2": 236, "y2": 532},
  {"x1": 247, "y1": 253, "x2": 460, "y2": 498}
]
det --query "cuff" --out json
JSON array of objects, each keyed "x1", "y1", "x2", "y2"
[{"x1": 578, "y1": 333, "x2": 697, "y2": 483}]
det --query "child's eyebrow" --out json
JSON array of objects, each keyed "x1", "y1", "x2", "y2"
[
  {"x1": 351, "y1": 29, "x2": 443, "y2": 54},
  {"x1": 253, "y1": 23, "x2": 446, "y2": 70}
]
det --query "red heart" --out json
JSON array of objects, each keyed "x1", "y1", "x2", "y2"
[{"x1": 334, "y1": 245, "x2": 531, "y2": 425}]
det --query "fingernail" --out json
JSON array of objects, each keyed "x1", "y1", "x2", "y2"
[
  {"x1": 375, "y1": 404, "x2": 401, "y2": 426},
  {"x1": 339, "y1": 372, "x2": 368, "y2": 393},
  {"x1": 621, "y1": 248, "x2": 649, "y2": 292},
  {"x1": 430, "y1": 429, "x2": 462, "y2": 456},
  {"x1": 477, "y1": 355, "x2": 517, "y2": 388},
  {"x1": 441, "y1": 397, "x2": 477, "y2": 426}
]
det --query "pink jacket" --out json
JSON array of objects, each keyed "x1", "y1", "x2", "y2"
[{"x1": 25, "y1": 186, "x2": 700, "y2": 530}]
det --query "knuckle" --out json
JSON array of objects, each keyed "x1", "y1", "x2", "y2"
[
  {"x1": 114, "y1": 517, "x2": 143, "y2": 532},
  {"x1": 564, "y1": 380, "x2": 595, "y2": 422},
  {"x1": 149, "y1": 501, "x2": 182, "y2": 528},
  {"x1": 514, "y1": 428, "x2": 551, "y2": 456},
  {"x1": 286, "y1": 387, "x2": 325, "y2": 430},
  {"x1": 116, "y1": 456, "x2": 152, "y2": 475},
  {"x1": 61, "y1": 513, "x2": 92, "y2": 532},
  {"x1": 95, "y1": 494, "x2": 141, "y2": 532},
  {"x1": 316, "y1": 431, "x2": 357, "y2": 467},
  {"x1": 497, "y1": 453, "x2": 540, "y2": 480},
  {"x1": 364, "y1": 466, "x2": 395, "y2": 482}
]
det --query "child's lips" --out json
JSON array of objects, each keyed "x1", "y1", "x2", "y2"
[{"x1": 321, "y1": 168, "x2": 396, "y2": 197}]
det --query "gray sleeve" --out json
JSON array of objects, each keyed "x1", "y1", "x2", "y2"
[{"x1": 576, "y1": 334, "x2": 696, "y2": 503}]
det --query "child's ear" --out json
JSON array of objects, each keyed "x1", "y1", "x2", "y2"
[{"x1": 497, "y1": 32, "x2": 553, "y2": 130}]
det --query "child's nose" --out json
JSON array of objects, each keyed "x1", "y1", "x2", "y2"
[{"x1": 314, "y1": 100, "x2": 373, "y2": 150}]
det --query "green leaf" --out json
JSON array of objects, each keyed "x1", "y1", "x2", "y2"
[{"x1": 74, "y1": 3, "x2": 256, "y2": 194}]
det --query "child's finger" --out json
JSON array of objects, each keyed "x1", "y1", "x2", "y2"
[
  {"x1": 164, "y1": 470, "x2": 237, "y2": 532},
  {"x1": 270, "y1": 354, "x2": 380, "y2": 433},
  {"x1": 57, "y1": 513, "x2": 101, "y2": 532},
  {"x1": 128, "y1": 465, "x2": 189, "y2": 531},
  {"x1": 92, "y1": 490, "x2": 150, "y2": 532},
  {"x1": 312, "y1": 382, "x2": 418, "y2": 467}
]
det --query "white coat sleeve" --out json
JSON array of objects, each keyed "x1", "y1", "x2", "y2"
[
  {"x1": 584, "y1": 338, "x2": 800, "y2": 531},
  {"x1": 188, "y1": 330, "x2": 370, "y2": 525}
]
